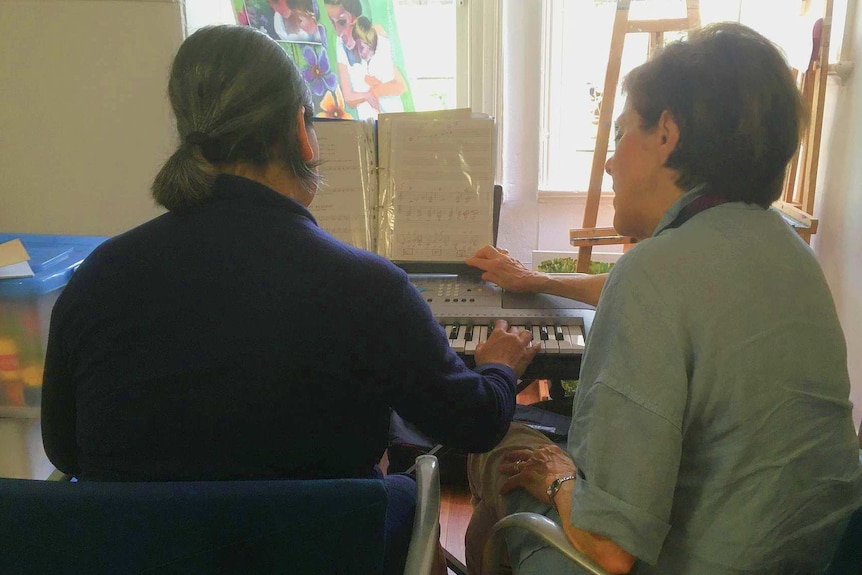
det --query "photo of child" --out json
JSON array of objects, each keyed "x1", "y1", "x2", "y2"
[
  {"x1": 236, "y1": 0, "x2": 321, "y2": 43},
  {"x1": 352, "y1": 15, "x2": 405, "y2": 116},
  {"x1": 234, "y1": 0, "x2": 415, "y2": 119}
]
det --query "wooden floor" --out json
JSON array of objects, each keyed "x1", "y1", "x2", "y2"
[{"x1": 440, "y1": 484, "x2": 473, "y2": 572}]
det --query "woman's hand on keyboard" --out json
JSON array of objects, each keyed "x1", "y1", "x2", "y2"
[
  {"x1": 466, "y1": 245, "x2": 543, "y2": 293},
  {"x1": 474, "y1": 319, "x2": 540, "y2": 377}
]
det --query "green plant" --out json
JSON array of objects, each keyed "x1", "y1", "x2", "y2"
[
  {"x1": 537, "y1": 258, "x2": 614, "y2": 275},
  {"x1": 561, "y1": 379, "x2": 579, "y2": 396}
]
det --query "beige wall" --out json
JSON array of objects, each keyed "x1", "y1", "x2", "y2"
[{"x1": 0, "y1": 0, "x2": 183, "y2": 236}]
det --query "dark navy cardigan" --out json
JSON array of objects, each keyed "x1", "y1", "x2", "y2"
[{"x1": 41, "y1": 175, "x2": 516, "y2": 481}]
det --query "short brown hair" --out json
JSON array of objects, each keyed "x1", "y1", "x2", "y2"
[{"x1": 623, "y1": 23, "x2": 806, "y2": 208}]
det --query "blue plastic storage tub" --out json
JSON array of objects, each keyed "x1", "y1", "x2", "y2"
[{"x1": 0, "y1": 233, "x2": 108, "y2": 412}]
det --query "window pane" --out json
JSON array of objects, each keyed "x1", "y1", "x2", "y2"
[{"x1": 393, "y1": 0, "x2": 457, "y2": 111}]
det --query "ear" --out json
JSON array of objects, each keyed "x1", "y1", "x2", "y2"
[
  {"x1": 296, "y1": 108, "x2": 315, "y2": 162},
  {"x1": 655, "y1": 109, "x2": 680, "y2": 164}
]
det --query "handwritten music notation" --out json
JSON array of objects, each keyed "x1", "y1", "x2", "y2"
[
  {"x1": 394, "y1": 205, "x2": 482, "y2": 223},
  {"x1": 309, "y1": 113, "x2": 496, "y2": 262},
  {"x1": 391, "y1": 230, "x2": 490, "y2": 261},
  {"x1": 380, "y1": 115, "x2": 496, "y2": 261}
]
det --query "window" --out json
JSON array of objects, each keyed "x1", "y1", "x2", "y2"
[{"x1": 539, "y1": 0, "x2": 850, "y2": 195}]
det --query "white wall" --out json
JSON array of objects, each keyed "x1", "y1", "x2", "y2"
[
  {"x1": 813, "y1": 1, "x2": 862, "y2": 430},
  {"x1": 0, "y1": 0, "x2": 183, "y2": 236}
]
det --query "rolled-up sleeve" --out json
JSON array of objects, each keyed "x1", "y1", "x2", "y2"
[
  {"x1": 569, "y1": 383, "x2": 682, "y2": 564},
  {"x1": 566, "y1": 251, "x2": 689, "y2": 565}
]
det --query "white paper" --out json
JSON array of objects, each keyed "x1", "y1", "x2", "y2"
[
  {"x1": 310, "y1": 120, "x2": 376, "y2": 250},
  {"x1": 0, "y1": 260, "x2": 34, "y2": 280},
  {"x1": 381, "y1": 114, "x2": 495, "y2": 262}
]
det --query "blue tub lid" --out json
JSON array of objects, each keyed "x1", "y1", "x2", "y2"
[{"x1": 0, "y1": 233, "x2": 109, "y2": 297}]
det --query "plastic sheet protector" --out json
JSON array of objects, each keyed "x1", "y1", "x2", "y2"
[{"x1": 311, "y1": 110, "x2": 496, "y2": 263}]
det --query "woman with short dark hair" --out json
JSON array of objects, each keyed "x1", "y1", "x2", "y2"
[{"x1": 465, "y1": 23, "x2": 862, "y2": 575}]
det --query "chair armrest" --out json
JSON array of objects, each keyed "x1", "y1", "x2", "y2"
[
  {"x1": 404, "y1": 455, "x2": 441, "y2": 575},
  {"x1": 483, "y1": 512, "x2": 611, "y2": 575},
  {"x1": 47, "y1": 469, "x2": 73, "y2": 481}
]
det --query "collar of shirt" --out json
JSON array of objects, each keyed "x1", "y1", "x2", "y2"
[
  {"x1": 651, "y1": 183, "x2": 709, "y2": 237},
  {"x1": 210, "y1": 174, "x2": 319, "y2": 227}
]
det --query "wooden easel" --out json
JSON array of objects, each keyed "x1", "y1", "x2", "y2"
[
  {"x1": 570, "y1": 0, "x2": 701, "y2": 273},
  {"x1": 778, "y1": 0, "x2": 834, "y2": 244},
  {"x1": 571, "y1": 1, "x2": 832, "y2": 268}
]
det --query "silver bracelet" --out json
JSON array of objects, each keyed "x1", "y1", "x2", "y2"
[{"x1": 546, "y1": 474, "x2": 577, "y2": 505}]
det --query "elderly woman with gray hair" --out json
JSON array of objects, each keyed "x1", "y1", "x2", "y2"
[{"x1": 41, "y1": 25, "x2": 539, "y2": 575}]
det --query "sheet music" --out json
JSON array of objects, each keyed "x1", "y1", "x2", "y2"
[
  {"x1": 310, "y1": 120, "x2": 376, "y2": 250},
  {"x1": 379, "y1": 115, "x2": 495, "y2": 262}
]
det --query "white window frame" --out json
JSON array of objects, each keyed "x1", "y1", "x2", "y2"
[{"x1": 457, "y1": 0, "x2": 503, "y2": 183}]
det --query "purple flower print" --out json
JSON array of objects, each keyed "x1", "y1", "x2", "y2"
[{"x1": 301, "y1": 46, "x2": 338, "y2": 97}]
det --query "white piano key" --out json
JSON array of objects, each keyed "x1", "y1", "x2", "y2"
[
  {"x1": 569, "y1": 325, "x2": 586, "y2": 352},
  {"x1": 540, "y1": 325, "x2": 559, "y2": 354},
  {"x1": 477, "y1": 324, "x2": 489, "y2": 344},
  {"x1": 450, "y1": 324, "x2": 467, "y2": 353},
  {"x1": 530, "y1": 326, "x2": 546, "y2": 354},
  {"x1": 445, "y1": 324, "x2": 457, "y2": 348},
  {"x1": 466, "y1": 325, "x2": 488, "y2": 355},
  {"x1": 464, "y1": 324, "x2": 480, "y2": 354},
  {"x1": 556, "y1": 325, "x2": 576, "y2": 354}
]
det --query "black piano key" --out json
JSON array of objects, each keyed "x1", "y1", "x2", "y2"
[
  {"x1": 464, "y1": 325, "x2": 475, "y2": 341},
  {"x1": 449, "y1": 325, "x2": 460, "y2": 340},
  {"x1": 555, "y1": 326, "x2": 565, "y2": 341},
  {"x1": 539, "y1": 326, "x2": 550, "y2": 340}
]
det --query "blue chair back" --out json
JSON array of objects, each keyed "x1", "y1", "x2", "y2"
[{"x1": 0, "y1": 477, "x2": 388, "y2": 574}]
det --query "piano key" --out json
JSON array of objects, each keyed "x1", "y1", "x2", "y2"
[
  {"x1": 531, "y1": 326, "x2": 545, "y2": 354},
  {"x1": 556, "y1": 325, "x2": 576, "y2": 354},
  {"x1": 450, "y1": 324, "x2": 467, "y2": 353},
  {"x1": 465, "y1": 325, "x2": 487, "y2": 355},
  {"x1": 541, "y1": 325, "x2": 560, "y2": 354},
  {"x1": 569, "y1": 325, "x2": 586, "y2": 352},
  {"x1": 477, "y1": 324, "x2": 488, "y2": 344},
  {"x1": 464, "y1": 324, "x2": 475, "y2": 342}
]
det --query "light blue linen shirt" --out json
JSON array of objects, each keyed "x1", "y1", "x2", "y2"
[{"x1": 509, "y1": 187, "x2": 862, "y2": 574}]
